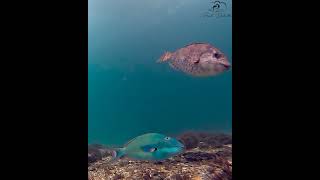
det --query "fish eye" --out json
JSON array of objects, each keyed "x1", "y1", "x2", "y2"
[
  {"x1": 214, "y1": 53, "x2": 222, "y2": 59},
  {"x1": 164, "y1": 137, "x2": 171, "y2": 140}
]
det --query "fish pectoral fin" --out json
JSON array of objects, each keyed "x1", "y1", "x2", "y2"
[
  {"x1": 141, "y1": 145, "x2": 157, "y2": 152},
  {"x1": 169, "y1": 63, "x2": 179, "y2": 71},
  {"x1": 149, "y1": 147, "x2": 157, "y2": 152},
  {"x1": 193, "y1": 58, "x2": 200, "y2": 64}
]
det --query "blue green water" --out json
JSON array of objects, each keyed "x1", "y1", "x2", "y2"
[{"x1": 89, "y1": 0, "x2": 232, "y2": 145}]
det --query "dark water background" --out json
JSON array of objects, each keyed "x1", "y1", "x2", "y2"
[{"x1": 89, "y1": 0, "x2": 232, "y2": 145}]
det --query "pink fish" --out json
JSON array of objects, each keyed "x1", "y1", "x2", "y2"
[{"x1": 158, "y1": 42, "x2": 231, "y2": 77}]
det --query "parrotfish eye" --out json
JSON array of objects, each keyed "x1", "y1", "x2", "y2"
[{"x1": 164, "y1": 137, "x2": 171, "y2": 140}]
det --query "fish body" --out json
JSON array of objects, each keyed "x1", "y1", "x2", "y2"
[
  {"x1": 158, "y1": 42, "x2": 231, "y2": 77},
  {"x1": 112, "y1": 133, "x2": 184, "y2": 161}
]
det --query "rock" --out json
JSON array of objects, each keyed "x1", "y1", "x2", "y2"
[
  {"x1": 88, "y1": 144, "x2": 113, "y2": 164},
  {"x1": 183, "y1": 152, "x2": 217, "y2": 162},
  {"x1": 171, "y1": 174, "x2": 190, "y2": 180},
  {"x1": 177, "y1": 132, "x2": 199, "y2": 150},
  {"x1": 88, "y1": 131, "x2": 232, "y2": 180},
  {"x1": 88, "y1": 146, "x2": 232, "y2": 180},
  {"x1": 113, "y1": 174, "x2": 123, "y2": 180},
  {"x1": 143, "y1": 173, "x2": 152, "y2": 180},
  {"x1": 88, "y1": 149, "x2": 102, "y2": 164},
  {"x1": 197, "y1": 133, "x2": 231, "y2": 148},
  {"x1": 176, "y1": 131, "x2": 232, "y2": 150}
]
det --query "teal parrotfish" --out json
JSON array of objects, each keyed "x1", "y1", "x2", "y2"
[{"x1": 112, "y1": 133, "x2": 185, "y2": 161}]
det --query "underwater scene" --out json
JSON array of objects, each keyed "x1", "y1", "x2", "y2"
[{"x1": 89, "y1": 0, "x2": 232, "y2": 179}]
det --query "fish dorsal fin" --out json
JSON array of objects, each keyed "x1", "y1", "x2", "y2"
[
  {"x1": 141, "y1": 144, "x2": 157, "y2": 152},
  {"x1": 124, "y1": 136, "x2": 139, "y2": 147},
  {"x1": 124, "y1": 133, "x2": 153, "y2": 147},
  {"x1": 183, "y1": 42, "x2": 208, "y2": 48},
  {"x1": 124, "y1": 133, "x2": 160, "y2": 147}
]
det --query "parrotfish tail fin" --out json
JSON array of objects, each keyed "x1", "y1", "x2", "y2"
[
  {"x1": 157, "y1": 51, "x2": 172, "y2": 63},
  {"x1": 111, "y1": 148, "x2": 125, "y2": 161}
]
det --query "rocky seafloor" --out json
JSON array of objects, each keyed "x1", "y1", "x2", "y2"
[{"x1": 88, "y1": 132, "x2": 232, "y2": 180}]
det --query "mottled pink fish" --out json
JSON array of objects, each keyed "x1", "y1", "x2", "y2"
[{"x1": 157, "y1": 43, "x2": 231, "y2": 77}]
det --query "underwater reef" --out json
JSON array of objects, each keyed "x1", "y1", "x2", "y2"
[{"x1": 88, "y1": 132, "x2": 232, "y2": 180}]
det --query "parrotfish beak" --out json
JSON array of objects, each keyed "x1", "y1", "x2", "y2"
[{"x1": 177, "y1": 141, "x2": 185, "y2": 150}]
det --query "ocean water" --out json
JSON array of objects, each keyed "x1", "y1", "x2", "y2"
[{"x1": 89, "y1": 0, "x2": 232, "y2": 145}]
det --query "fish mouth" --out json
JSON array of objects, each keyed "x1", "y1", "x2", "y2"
[
  {"x1": 176, "y1": 142, "x2": 185, "y2": 150},
  {"x1": 171, "y1": 146, "x2": 185, "y2": 154},
  {"x1": 219, "y1": 62, "x2": 231, "y2": 70},
  {"x1": 223, "y1": 64, "x2": 231, "y2": 70}
]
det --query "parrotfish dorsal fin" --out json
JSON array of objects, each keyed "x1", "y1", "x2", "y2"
[
  {"x1": 124, "y1": 136, "x2": 138, "y2": 147},
  {"x1": 124, "y1": 133, "x2": 158, "y2": 147}
]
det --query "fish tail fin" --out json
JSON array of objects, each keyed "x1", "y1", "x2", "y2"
[
  {"x1": 111, "y1": 148, "x2": 125, "y2": 160},
  {"x1": 157, "y1": 51, "x2": 172, "y2": 63}
]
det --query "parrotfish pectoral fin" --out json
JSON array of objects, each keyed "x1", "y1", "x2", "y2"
[
  {"x1": 141, "y1": 144, "x2": 157, "y2": 152},
  {"x1": 111, "y1": 148, "x2": 125, "y2": 161}
]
